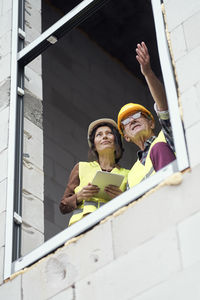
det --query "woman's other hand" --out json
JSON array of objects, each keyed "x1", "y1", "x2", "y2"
[
  {"x1": 104, "y1": 185, "x2": 122, "y2": 199},
  {"x1": 76, "y1": 183, "x2": 100, "y2": 203}
]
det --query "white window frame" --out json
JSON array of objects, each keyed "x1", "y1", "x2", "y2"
[{"x1": 4, "y1": 0, "x2": 189, "y2": 280}]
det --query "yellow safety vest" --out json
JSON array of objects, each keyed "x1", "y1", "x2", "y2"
[
  {"x1": 69, "y1": 161, "x2": 129, "y2": 225},
  {"x1": 128, "y1": 131, "x2": 166, "y2": 188}
]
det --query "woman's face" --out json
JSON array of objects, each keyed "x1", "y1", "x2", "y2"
[{"x1": 94, "y1": 126, "x2": 115, "y2": 154}]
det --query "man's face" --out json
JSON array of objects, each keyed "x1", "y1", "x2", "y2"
[{"x1": 121, "y1": 111, "x2": 155, "y2": 143}]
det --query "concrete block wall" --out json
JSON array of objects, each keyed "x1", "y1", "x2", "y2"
[
  {"x1": 1, "y1": 165, "x2": 200, "y2": 299},
  {"x1": 164, "y1": 0, "x2": 200, "y2": 168},
  {"x1": 1, "y1": 0, "x2": 200, "y2": 297},
  {"x1": 42, "y1": 2, "x2": 153, "y2": 240},
  {"x1": 25, "y1": 0, "x2": 41, "y2": 45},
  {"x1": 0, "y1": 0, "x2": 12, "y2": 285},
  {"x1": 21, "y1": 0, "x2": 44, "y2": 256}
]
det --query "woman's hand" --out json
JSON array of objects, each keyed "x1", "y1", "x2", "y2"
[
  {"x1": 76, "y1": 183, "x2": 100, "y2": 203},
  {"x1": 104, "y1": 185, "x2": 122, "y2": 199}
]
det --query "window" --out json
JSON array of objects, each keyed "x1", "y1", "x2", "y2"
[{"x1": 4, "y1": 0, "x2": 189, "y2": 279}]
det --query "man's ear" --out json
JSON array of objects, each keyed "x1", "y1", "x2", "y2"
[
  {"x1": 124, "y1": 134, "x2": 131, "y2": 143},
  {"x1": 150, "y1": 120, "x2": 155, "y2": 130}
]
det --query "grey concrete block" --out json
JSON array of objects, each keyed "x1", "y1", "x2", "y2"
[
  {"x1": 0, "y1": 149, "x2": 8, "y2": 183},
  {"x1": 0, "y1": 246, "x2": 4, "y2": 284},
  {"x1": 22, "y1": 221, "x2": 114, "y2": 299},
  {"x1": 186, "y1": 122, "x2": 200, "y2": 167},
  {"x1": 176, "y1": 46, "x2": 200, "y2": 93},
  {"x1": 178, "y1": 210, "x2": 200, "y2": 269},
  {"x1": 0, "y1": 179, "x2": 7, "y2": 214},
  {"x1": 27, "y1": 55, "x2": 42, "y2": 76},
  {"x1": 22, "y1": 190, "x2": 44, "y2": 233},
  {"x1": 184, "y1": 10, "x2": 200, "y2": 51},
  {"x1": 25, "y1": 1, "x2": 41, "y2": 33},
  {"x1": 112, "y1": 164, "x2": 200, "y2": 258},
  {"x1": 25, "y1": 67, "x2": 43, "y2": 100},
  {"x1": 164, "y1": 0, "x2": 200, "y2": 32},
  {"x1": 26, "y1": 0, "x2": 41, "y2": 12},
  {"x1": 0, "y1": 211, "x2": 5, "y2": 249},
  {"x1": 0, "y1": 79, "x2": 10, "y2": 111},
  {"x1": 23, "y1": 164, "x2": 44, "y2": 200},
  {"x1": 0, "y1": 30, "x2": 11, "y2": 58},
  {"x1": 24, "y1": 117, "x2": 43, "y2": 143},
  {"x1": 0, "y1": 54, "x2": 11, "y2": 83},
  {"x1": 21, "y1": 222, "x2": 44, "y2": 256},
  {"x1": 0, "y1": 106, "x2": 9, "y2": 153},
  {"x1": 0, "y1": 1, "x2": 2, "y2": 15},
  {"x1": 48, "y1": 287, "x2": 74, "y2": 300},
  {"x1": 170, "y1": 25, "x2": 187, "y2": 62},
  {"x1": 24, "y1": 90, "x2": 43, "y2": 129},
  {"x1": 0, "y1": 275, "x2": 21, "y2": 300},
  {"x1": 181, "y1": 86, "x2": 200, "y2": 129},
  {"x1": 0, "y1": 9, "x2": 11, "y2": 37},
  {"x1": 23, "y1": 128, "x2": 43, "y2": 170},
  {"x1": 75, "y1": 228, "x2": 181, "y2": 300},
  {"x1": 133, "y1": 261, "x2": 200, "y2": 300},
  {"x1": 2, "y1": 0, "x2": 12, "y2": 15}
]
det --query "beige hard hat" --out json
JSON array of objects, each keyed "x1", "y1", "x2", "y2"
[{"x1": 87, "y1": 118, "x2": 118, "y2": 147}]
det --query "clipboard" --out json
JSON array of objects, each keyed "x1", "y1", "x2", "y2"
[{"x1": 91, "y1": 170, "x2": 124, "y2": 200}]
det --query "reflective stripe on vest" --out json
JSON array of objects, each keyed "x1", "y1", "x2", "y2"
[
  {"x1": 69, "y1": 161, "x2": 129, "y2": 225},
  {"x1": 128, "y1": 131, "x2": 166, "y2": 188}
]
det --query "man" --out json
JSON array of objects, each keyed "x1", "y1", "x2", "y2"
[{"x1": 117, "y1": 42, "x2": 176, "y2": 188}]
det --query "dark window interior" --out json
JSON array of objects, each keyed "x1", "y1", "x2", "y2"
[{"x1": 42, "y1": 0, "x2": 163, "y2": 240}]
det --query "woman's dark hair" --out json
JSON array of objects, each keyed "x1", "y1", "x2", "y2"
[{"x1": 88, "y1": 122, "x2": 124, "y2": 163}]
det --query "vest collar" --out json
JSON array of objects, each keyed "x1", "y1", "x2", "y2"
[{"x1": 137, "y1": 135, "x2": 156, "y2": 160}]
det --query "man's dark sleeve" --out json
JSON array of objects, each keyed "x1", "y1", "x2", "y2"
[{"x1": 150, "y1": 142, "x2": 176, "y2": 171}]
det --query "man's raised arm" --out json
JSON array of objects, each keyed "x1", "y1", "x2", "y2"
[{"x1": 136, "y1": 42, "x2": 168, "y2": 111}]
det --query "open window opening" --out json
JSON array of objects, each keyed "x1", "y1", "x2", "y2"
[
  {"x1": 42, "y1": 0, "x2": 163, "y2": 242},
  {"x1": 4, "y1": 0, "x2": 189, "y2": 279}
]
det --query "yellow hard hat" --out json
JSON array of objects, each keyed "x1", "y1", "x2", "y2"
[{"x1": 117, "y1": 103, "x2": 154, "y2": 135}]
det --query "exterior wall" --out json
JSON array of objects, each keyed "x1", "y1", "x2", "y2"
[
  {"x1": 1, "y1": 0, "x2": 200, "y2": 298},
  {"x1": 21, "y1": 0, "x2": 44, "y2": 256},
  {"x1": 1, "y1": 165, "x2": 200, "y2": 299},
  {"x1": 0, "y1": 0, "x2": 12, "y2": 285},
  {"x1": 165, "y1": 0, "x2": 200, "y2": 168}
]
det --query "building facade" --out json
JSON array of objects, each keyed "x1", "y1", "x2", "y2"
[{"x1": 0, "y1": 0, "x2": 200, "y2": 299}]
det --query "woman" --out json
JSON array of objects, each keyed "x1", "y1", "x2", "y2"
[{"x1": 60, "y1": 118, "x2": 129, "y2": 226}]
